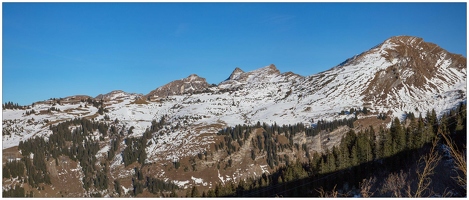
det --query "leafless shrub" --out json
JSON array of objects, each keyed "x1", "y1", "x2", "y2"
[
  {"x1": 412, "y1": 138, "x2": 441, "y2": 197},
  {"x1": 440, "y1": 131, "x2": 467, "y2": 192},
  {"x1": 381, "y1": 170, "x2": 408, "y2": 197},
  {"x1": 360, "y1": 176, "x2": 376, "y2": 197},
  {"x1": 316, "y1": 185, "x2": 338, "y2": 198}
]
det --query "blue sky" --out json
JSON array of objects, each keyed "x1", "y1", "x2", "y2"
[{"x1": 3, "y1": 2, "x2": 467, "y2": 105}]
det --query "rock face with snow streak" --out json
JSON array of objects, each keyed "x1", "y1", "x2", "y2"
[
  {"x1": 95, "y1": 90, "x2": 142, "y2": 101},
  {"x1": 295, "y1": 35, "x2": 466, "y2": 118},
  {"x1": 363, "y1": 36, "x2": 466, "y2": 111},
  {"x1": 146, "y1": 74, "x2": 210, "y2": 100},
  {"x1": 226, "y1": 67, "x2": 245, "y2": 81},
  {"x1": 224, "y1": 64, "x2": 280, "y2": 83}
]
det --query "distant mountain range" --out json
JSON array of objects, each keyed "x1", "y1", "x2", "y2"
[{"x1": 2, "y1": 35, "x2": 466, "y2": 197}]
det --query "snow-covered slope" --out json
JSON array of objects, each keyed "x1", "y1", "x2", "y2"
[
  {"x1": 3, "y1": 100, "x2": 98, "y2": 149},
  {"x1": 2, "y1": 35, "x2": 466, "y2": 194},
  {"x1": 294, "y1": 35, "x2": 466, "y2": 119},
  {"x1": 3, "y1": 35, "x2": 466, "y2": 158}
]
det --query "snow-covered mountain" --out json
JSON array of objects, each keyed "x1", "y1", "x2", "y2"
[
  {"x1": 3, "y1": 34, "x2": 466, "y2": 156},
  {"x1": 2, "y1": 35, "x2": 466, "y2": 195},
  {"x1": 297, "y1": 35, "x2": 466, "y2": 119}
]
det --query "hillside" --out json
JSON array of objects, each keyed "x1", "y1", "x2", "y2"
[{"x1": 2, "y1": 35, "x2": 466, "y2": 197}]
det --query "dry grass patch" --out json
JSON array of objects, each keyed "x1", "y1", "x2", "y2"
[
  {"x1": 131, "y1": 98, "x2": 149, "y2": 105},
  {"x1": 42, "y1": 119, "x2": 66, "y2": 128},
  {"x1": 354, "y1": 114, "x2": 391, "y2": 132},
  {"x1": 2, "y1": 146, "x2": 21, "y2": 163},
  {"x1": 84, "y1": 112, "x2": 100, "y2": 120}
]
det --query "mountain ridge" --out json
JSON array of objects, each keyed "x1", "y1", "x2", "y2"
[
  {"x1": 145, "y1": 74, "x2": 211, "y2": 101},
  {"x1": 3, "y1": 34, "x2": 466, "y2": 157},
  {"x1": 2, "y1": 35, "x2": 466, "y2": 197},
  {"x1": 8, "y1": 35, "x2": 466, "y2": 122}
]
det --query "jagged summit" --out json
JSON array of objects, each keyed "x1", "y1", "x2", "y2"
[
  {"x1": 220, "y1": 64, "x2": 282, "y2": 87},
  {"x1": 226, "y1": 67, "x2": 245, "y2": 81},
  {"x1": 255, "y1": 64, "x2": 280, "y2": 75}
]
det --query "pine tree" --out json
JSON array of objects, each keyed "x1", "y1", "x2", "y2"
[
  {"x1": 414, "y1": 115, "x2": 425, "y2": 149},
  {"x1": 191, "y1": 186, "x2": 200, "y2": 197},
  {"x1": 3, "y1": 166, "x2": 11, "y2": 179},
  {"x1": 207, "y1": 189, "x2": 216, "y2": 197},
  {"x1": 350, "y1": 144, "x2": 359, "y2": 166},
  {"x1": 390, "y1": 117, "x2": 405, "y2": 154},
  {"x1": 338, "y1": 138, "x2": 350, "y2": 169},
  {"x1": 114, "y1": 180, "x2": 121, "y2": 196},
  {"x1": 327, "y1": 152, "x2": 337, "y2": 172},
  {"x1": 319, "y1": 157, "x2": 327, "y2": 174},
  {"x1": 170, "y1": 190, "x2": 177, "y2": 197}
]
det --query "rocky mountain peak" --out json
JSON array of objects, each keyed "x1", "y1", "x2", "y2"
[
  {"x1": 299, "y1": 35, "x2": 466, "y2": 119},
  {"x1": 183, "y1": 74, "x2": 206, "y2": 83},
  {"x1": 146, "y1": 74, "x2": 210, "y2": 100},
  {"x1": 260, "y1": 64, "x2": 280, "y2": 75},
  {"x1": 219, "y1": 64, "x2": 282, "y2": 88},
  {"x1": 351, "y1": 36, "x2": 466, "y2": 114},
  {"x1": 377, "y1": 35, "x2": 462, "y2": 63},
  {"x1": 95, "y1": 90, "x2": 139, "y2": 101},
  {"x1": 226, "y1": 67, "x2": 245, "y2": 81},
  {"x1": 380, "y1": 35, "x2": 465, "y2": 77},
  {"x1": 385, "y1": 35, "x2": 423, "y2": 45}
]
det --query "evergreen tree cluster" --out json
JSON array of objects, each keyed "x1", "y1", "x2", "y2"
[
  {"x1": 85, "y1": 98, "x2": 102, "y2": 108},
  {"x1": 148, "y1": 116, "x2": 167, "y2": 133},
  {"x1": 48, "y1": 106, "x2": 60, "y2": 112},
  {"x1": 114, "y1": 180, "x2": 122, "y2": 196},
  {"x1": 173, "y1": 160, "x2": 181, "y2": 169},
  {"x1": 17, "y1": 117, "x2": 117, "y2": 191},
  {"x1": 16, "y1": 137, "x2": 51, "y2": 188},
  {"x1": 107, "y1": 137, "x2": 121, "y2": 161},
  {"x1": 339, "y1": 107, "x2": 369, "y2": 115},
  {"x1": 2, "y1": 185, "x2": 25, "y2": 197},
  {"x1": 259, "y1": 130, "x2": 280, "y2": 169},
  {"x1": 310, "y1": 118, "x2": 355, "y2": 136},
  {"x1": 204, "y1": 105, "x2": 466, "y2": 197},
  {"x1": 132, "y1": 178, "x2": 145, "y2": 196},
  {"x1": 3, "y1": 101, "x2": 26, "y2": 110},
  {"x1": 377, "y1": 112, "x2": 388, "y2": 120},
  {"x1": 25, "y1": 109, "x2": 36, "y2": 115},
  {"x1": 82, "y1": 97, "x2": 108, "y2": 115},
  {"x1": 146, "y1": 176, "x2": 179, "y2": 194},
  {"x1": 122, "y1": 137, "x2": 147, "y2": 166},
  {"x1": 216, "y1": 118, "x2": 356, "y2": 169},
  {"x1": 122, "y1": 116, "x2": 167, "y2": 167},
  {"x1": 93, "y1": 170, "x2": 109, "y2": 190},
  {"x1": 129, "y1": 167, "x2": 179, "y2": 197},
  {"x1": 3, "y1": 160, "x2": 25, "y2": 179}
]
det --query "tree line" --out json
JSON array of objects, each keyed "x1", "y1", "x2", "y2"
[
  {"x1": 215, "y1": 117, "x2": 357, "y2": 169},
  {"x1": 17, "y1": 117, "x2": 117, "y2": 192},
  {"x1": 192, "y1": 104, "x2": 466, "y2": 197},
  {"x1": 2, "y1": 101, "x2": 27, "y2": 110}
]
